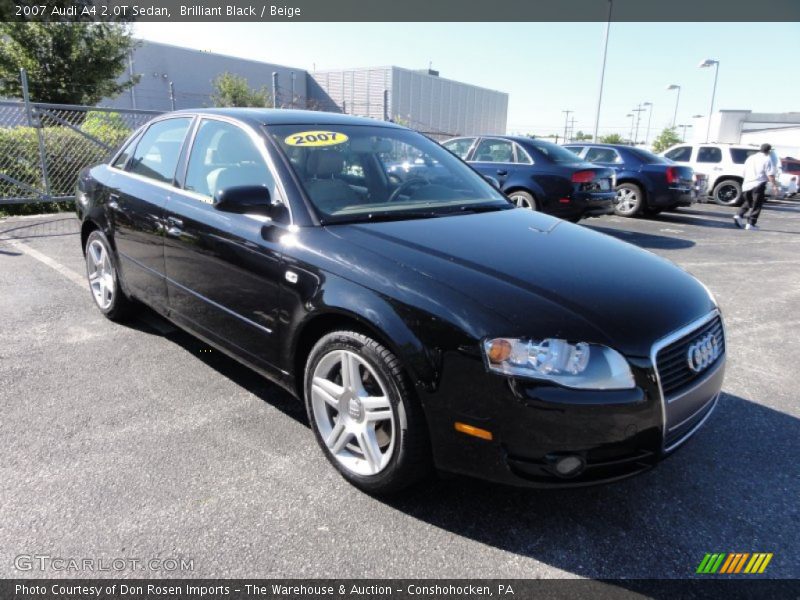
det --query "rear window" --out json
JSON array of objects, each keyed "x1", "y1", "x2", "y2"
[
  {"x1": 629, "y1": 147, "x2": 670, "y2": 164},
  {"x1": 526, "y1": 140, "x2": 583, "y2": 163},
  {"x1": 731, "y1": 148, "x2": 758, "y2": 164}
]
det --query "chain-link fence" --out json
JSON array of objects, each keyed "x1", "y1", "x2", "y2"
[{"x1": 0, "y1": 99, "x2": 162, "y2": 205}]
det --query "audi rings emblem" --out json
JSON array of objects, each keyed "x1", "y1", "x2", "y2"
[{"x1": 687, "y1": 333, "x2": 721, "y2": 373}]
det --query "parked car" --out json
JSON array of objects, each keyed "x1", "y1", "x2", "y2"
[
  {"x1": 76, "y1": 109, "x2": 725, "y2": 493},
  {"x1": 563, "y1": 143, "x2": 695, "y2": 217},
  {"x1": 781, "y1": 158, "x2": 800, "y2": 197},
  {"x1": 661, "y1": 143, "x2": 787, "y2": 206},
  {"x1": 442, "y1": 135, "x2": 616, "y2": 222}
]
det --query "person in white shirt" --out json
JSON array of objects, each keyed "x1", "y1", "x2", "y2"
[{"x1": 734, "y1": 143, "x2": 778, "y2": 231}]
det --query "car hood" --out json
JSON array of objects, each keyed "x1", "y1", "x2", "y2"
[{"x1": 326, "y1": 209, "x2": 716, "y2": 357}]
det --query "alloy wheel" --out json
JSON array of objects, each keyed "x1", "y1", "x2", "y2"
[
  {"x1": 310, "y1": 350, "x2": 395, "y2": 476},
  {"x1": 716, "y1": 184, "x2": 738, "y2": 204},
  {"x1": 86, "y1": 239, "x2": 115, "y2": 310},
  {"x1": 615, "y1": 188, "x2": 639, "y2": 215},
  {"x1": 510, "y1": 194, "x2": 536, "y2": 210}
]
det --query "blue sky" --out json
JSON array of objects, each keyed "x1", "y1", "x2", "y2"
[{"x1": 135, "y1": 22, "x2": 800, "y2": 138}]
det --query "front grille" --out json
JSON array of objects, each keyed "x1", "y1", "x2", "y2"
[
  {"x1": 664, "y1": 395, "x2": 717, "y2": 449},
  {"x1": 656, "y1": 316, "x2": 725, "y2": 395}
]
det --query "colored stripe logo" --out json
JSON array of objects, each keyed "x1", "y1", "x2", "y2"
[{"x1": 696, "y1": 552, "x2": 773, "y2": 574}]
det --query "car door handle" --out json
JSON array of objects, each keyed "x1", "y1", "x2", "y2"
[
  {"x1": 496, "y1": 169, "x2": 508, "y2": 176},
  {"x1": 166, "y1": 216, "x2": 183, "y2": 237}
]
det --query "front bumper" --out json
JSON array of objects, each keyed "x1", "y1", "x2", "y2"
[{"x1": 422, "y1": 318, "x2": 725, "y2": 488}]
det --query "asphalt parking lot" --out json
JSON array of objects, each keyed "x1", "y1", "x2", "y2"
[{"x1": 1, "y1": 201, "x2": 798, "y2": 580}]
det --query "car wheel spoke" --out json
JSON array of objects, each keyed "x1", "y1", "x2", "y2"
[
  {"x1": 357, "y1": 429, "x2": 383, "y2": 473},
  {"x1": 340, "y1": 352, "x2": 363, "y2": 394},
  {"x1": 362, "y1": 395, "x2": 392, "y2": 422},
  {"x1": 326, "y1": 420, "x2": 351, "y2": 454},
  {"x1": 312, "y1": 377, "x2": 342, "y2": 409}
]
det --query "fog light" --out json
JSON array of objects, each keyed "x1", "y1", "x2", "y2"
[{"x1": 553, "y1": 455, "x2": 584, "y2": 477}]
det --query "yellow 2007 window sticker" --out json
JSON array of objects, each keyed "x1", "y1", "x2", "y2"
[{"x1": 284, "y1": 131, "x2": 349, "y2": 147}]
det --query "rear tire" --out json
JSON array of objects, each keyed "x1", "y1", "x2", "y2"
[
  {"x1": 509, "y1": 191, "x2": 538, "y2": 211},
  {"x1": 614, "y1": 183, "x2": 644, "y2": 217},
  {"x1": 304, "y1": 330, "x2": 432, "y2": 495},
  {"x1": 84, "y1": 230, "x2": 136, "y2": 321},
  {"x1": 713, "y1": 179, "x2": 743, "y2": 206}
]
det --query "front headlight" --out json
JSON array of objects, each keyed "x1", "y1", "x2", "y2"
[{"x1": 483, "y1": 337, "x2": 635, "y2": 390}]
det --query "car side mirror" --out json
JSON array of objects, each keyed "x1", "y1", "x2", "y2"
[{"x1": 213, "y1": 185, "x2": 285, "y2": 220}]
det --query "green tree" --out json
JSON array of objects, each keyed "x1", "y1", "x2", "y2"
[
  {"x1": 573, "y1": 131, "x2": 593, "y2": 141},
  {"x1": 599, "y1": 133, "x2": 625, "y2": 144},
  {"x1": 210, "y1": 72, "x2": 272, "y2": 108},
  {"x1": 651, "y1": 127, "x2": 682, "y2": 153},
  {"x1": 0, "y1": 22, "x2": 138, "y2": 104}
]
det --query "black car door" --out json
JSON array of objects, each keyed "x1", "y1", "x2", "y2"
[
  {"x1": 108, "y1": 117, "x2": 194, "y2": 312},
  {"x1": 468, "y1": 138, "x2": 521, "y2": 187},
  {"x1": 162, "y1": 117, "x2": 287, "y2": 373}
]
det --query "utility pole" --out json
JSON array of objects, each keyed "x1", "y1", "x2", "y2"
[
  {"x1": 631, "y1": 104, "x2": 645, "y2": 145},
  {"x1": 272, "y1": 72, "x2": 278, "y2": 108},
  {"x1": 562, "y1": 110, "x2": 573, "y2": 144},
  {"x1": 569, "y1": 117, "x2": 576, "y2": 142},
  {"x1": 679, "y1": 124, "x2": 692, "y2": 142},
  {"x1": 169, "y1": 81, "x2": 176, "y2": 110}
]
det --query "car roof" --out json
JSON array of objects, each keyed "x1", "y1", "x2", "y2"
[
  {"x1": 167, "y1": 108, "x2": 405, "y2": 129},
  {"x1": 563, "y1": 142, "x2": 634, "y2": 150}
]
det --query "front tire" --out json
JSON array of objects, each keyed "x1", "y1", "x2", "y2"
[
  {"x1": 614, "y1": 183, "x2": 644, "y2": 217},
  {"x1": 713, "y1": 179, "x2": 743, "y2": 206},
  {"x1": 304, "y1": 331, "x2": 431, "y2": 495},
  {"x1": 84, "y1": 229, "x2": 135, "y2": 321}
]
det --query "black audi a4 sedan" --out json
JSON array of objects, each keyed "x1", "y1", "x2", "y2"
[
  {"x1": 442, "y1": 135, "x2": 617, "y2": 221},
  {"x1": 76, "y1": 109, "x2": 725, "y2": 494}
]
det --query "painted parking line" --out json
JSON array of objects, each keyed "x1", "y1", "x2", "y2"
[{"x1": 7, "y1": 240, "x2": 86, "y2": 288}]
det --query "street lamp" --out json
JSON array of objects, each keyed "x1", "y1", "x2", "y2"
[
  {"x1": 631, "y1": 105, "x2": 645, "y2": 145},
  {"x1": 678, "y1": 124, "x2": 692, "y2": 142},
  {"x1": 665, "y1": 84, "x2": 681, "y2": 128},
  {"x1": 699, "y1": 59, "x2": 720, "y2": 143},
  {"x1": 626, "y1": 113, "x2": 635, "y2": 143},
  {"x1": 642, "y1": 102, "x2": 653, "y2": 145}
]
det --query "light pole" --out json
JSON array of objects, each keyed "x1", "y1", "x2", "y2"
[
  {"x1": 562, "y1": 110, "x2": 573, "y2": 143},
  {"x1": 678, "y1": 124, "x2": 692, "y2": 142},
  {"x1": 626, "y1": 113, "x2": 634, "y2": 143},
  {"x1": 592, "y1": 0, "x2": 613, "y2": 141},
  {"x1": 665, "y1": 84, "x2": 681, "y2": 128},
  {"x1": 699, "y1": 59, "x2": 720, "y2": 143},
  {"x1": 643, "y1": 101, "x2": 653, "y2": 146}
]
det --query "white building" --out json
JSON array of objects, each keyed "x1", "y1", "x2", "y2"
[{"x1": 691, "y1": 110, "x2": 800, "y2": 157}]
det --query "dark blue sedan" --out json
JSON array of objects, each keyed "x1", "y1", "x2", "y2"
[
  {"x1": 564, "y1": 143, "x2": 695, "y2": 218},
  {"x1": 442, "y1": 136, "x2": 616, "y2": 222}
]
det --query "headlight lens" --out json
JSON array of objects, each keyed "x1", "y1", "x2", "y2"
[{"x1": 483, "y1": 337, "x2": 635, "y2": 390}]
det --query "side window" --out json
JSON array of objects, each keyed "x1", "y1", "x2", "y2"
[
  {"x1": 514, "y1": 143, "x2": 533, "y2": 164},
  {"x1": 697, "y1": 146, "x2": 722, "y2": 163},
  {"x1": 731, "y1": 148, "x2": 757, "y2": 164},
  {"x1": 129, "y1": 118, "x2": 192, "y2": 183},
  {"x1": 665, "y1": 146, "x2": 692, "y2": 162},
  {"x1": 565, "y1": 146, "x2": 585, "y2": 156},
  {"x1": 473, "y1": 139, "x2": 514, "y2": 163},
  {"x1": 184, "y1": 119, "x2": 275, "y2": 199},
  {"x1": 585, "y1": 147, "x2": 621, "y2": 164},
  {"x1": 442, "y1": 137, "x2": 475, "y2": 160},
  {"x1": 112, "y1": 133, "x2": 139, "y2": 169}
]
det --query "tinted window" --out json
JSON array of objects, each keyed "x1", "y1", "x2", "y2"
[
  {"x1": 665, "y1": 146, "x2": 692, "y2": 162},
  {"x1": 514, "y1": 143, "x2": 533, "y2": 164},
  {"x1": 783, "y1": 160, "x2": 800, "y2": 172},
  {"x1": 565, "y1": 146, "x2": 585, "y2": 156},
  {"x1": 526, "y1": 139, "x2": 583, "y2": 163},
  {"x1": 697, "y1": 146, "x2": 722, "y2": 163},
  {"x1": 731, "y1": 148, "x2": 758, "y2": 164},
  {"x1": 473, "y1": 139, "x2": 514, "y2": 163},
  {"x1": 129, "y1": 118, "x2": 192, "y2": 183},
  {"x1": 112, "y1": 134, "x2": 139, "y2": 169},
  {"x1": 584, "y1": 147, "x2": 621, "y2": 164},
  {"x1": 628, "y1": 147, "x2": 670, "y2": 164},
  {"x1": 442, "y1": 137, "x2": 475, "y2": 159},
  {"x1": 184, "y1": 119, "x2": 274, "y2": 198}
]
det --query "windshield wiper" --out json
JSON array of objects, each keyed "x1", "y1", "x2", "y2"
[{"x1": 336, "y1": 211, "x2": 444, "y2": 224}]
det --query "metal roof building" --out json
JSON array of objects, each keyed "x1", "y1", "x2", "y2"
[{"x1": 309, "y1": 66, "x2": 508, "y2": 139}]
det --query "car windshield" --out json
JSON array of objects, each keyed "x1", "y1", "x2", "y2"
[
  {"x1": 268, "y1": 124, "x2": 510, "y2": 223},
  {"x1": 629, "y1": 147, "x2": 670, "y2": 164},
  {"x1": 525, "y1": 139, "x2": 584, "y2": 163}
]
